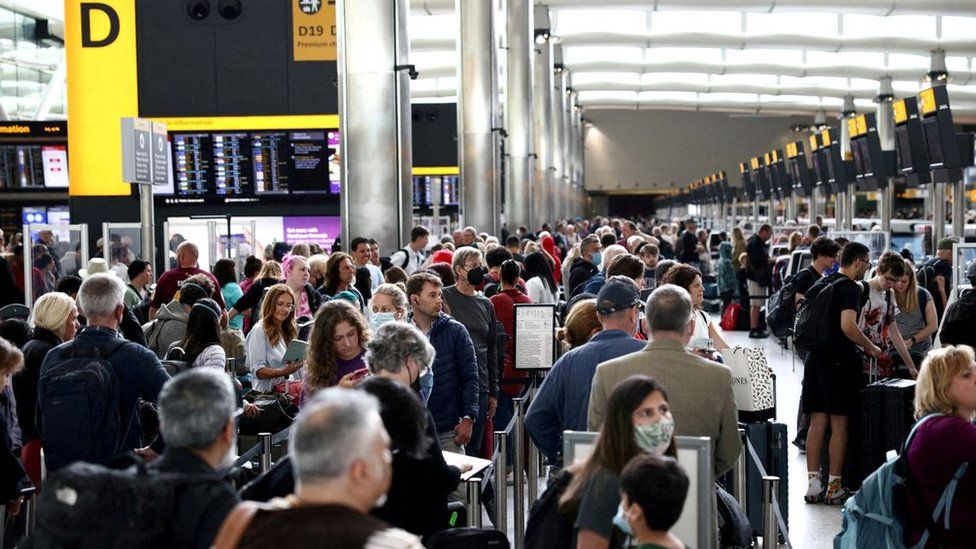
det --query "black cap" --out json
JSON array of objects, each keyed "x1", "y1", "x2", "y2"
[{"x1": 596, "y1": 276, "x2": 642, "y2": 315}]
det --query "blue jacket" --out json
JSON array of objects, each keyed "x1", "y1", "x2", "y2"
[
  {"x1": 525, "y1": 330, "x2": 646, "y2": 463},
  {"x1": 420, "y1": 313, "x2": 481, "y2": 433},
  {"x1": 39, "y1": 326, "x2": 170, "y2": 452}
]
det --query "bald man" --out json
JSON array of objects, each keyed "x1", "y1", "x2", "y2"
[{"x1": 149, "y1": 241, "x2": 225, "y2": 319}]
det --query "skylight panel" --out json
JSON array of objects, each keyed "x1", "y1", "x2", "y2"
[
  {"x1": 577, "y1": 91, "x2": 638, "y2": 102},
  {"x1": 725, "y1": 49, "x2": 803, "y2": 67},
  {"x1": 746, "y1": 12, "x2": 837, "y2": 37},
  {"x1": 645, "y1": 47, "x2": 723, "y2": 65},
  {"x1": 941, "y1": 17, "x2": 976, "y2": 41},
  {"x1": 887, "y1": 54, "x2": 930, "y2": 71},
  {"x1": 945, "y1": 56, "x2": 971, "y2": 73},
  {"x1": 806, "y1": 51, "x2": 884, "y2": 68},
  {"x1": 410, "y1": 50, "x2": 456, "y2": 69},
  {"x1": 698, "y1": 92, "x2": 758, "y2": 104},
  {"x1": 572, "y1": 72, "x2": 641, "y2": 86},
  {"x1": 641, "y1": 72, "x2": 710, "y2": 86},
  {"x1": 760, "y1": 94, "x2": 823, "y2": 106},
  {"x1": 408, "y1": 14, "x2": 456, "y2": 40},
  {"x1": 637, "y1": 91, "x2": 699, "y2": 102},
  {"x1": 554, "y1": 10, "x2": 647, "y2": 35},
  {"x1": 564, "y1": 46, "x2": 644, "y2": 65},
  {"x1": 650, "y1": 11, "x2": 739, "y2": 35},
  {"x1": 709, "y1": 73, "x2": 778, "y2": 87},
  {"x1": 842, "y1": 14, "x2": 936, "y2": 39},
  {"x1": 779, "y1": 76, "x2": 852, "y2": 91}
]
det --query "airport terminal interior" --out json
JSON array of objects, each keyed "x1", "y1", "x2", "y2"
[{"x1": 1, "y1": 0, "x2": 976, "y2": 548}]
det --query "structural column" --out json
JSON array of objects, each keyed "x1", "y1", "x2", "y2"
[
  {"x1": 458, "y1": 0, "x2": 499, "y2": 235},
  {"x1": 877, "y1": 78, "x2": 895, "y2": 233},
  {"x1": 840, "y1": 96, "x2": 856, "y2": 231},
  {"x1": 551, "y1": 57, "x2": 567, "y2": 222},
  {"x1": 337, "y1": 0, "x2": 412, "y2": 252},
  {"x1": 569, "y1": 91, "x2": 581, "y2": 219},
  {"x1": 561, "y1": 77, "x2": 573, "y2": 221},
  {"x1": 532, "y1": 8, "x2": 554, "y2": 228},
  {"x1": 504, "y1": 0, "x2": 534, "y2": 231}
]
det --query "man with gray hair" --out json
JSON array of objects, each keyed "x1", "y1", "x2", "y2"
[
  {"x1": 153, "y1": 369, "x2": 239, "y2": 549},
  {"x1": 366, "y1": 321, "x2": 435, "y2": 390},
  {"x1": 215, "y1": 389, "x2": 423, "y2": 548},
  {"x1": 38, "y1": 273, "x2": 169, "y2": 470},
  {"x1": 587, "y1": 284, "x2": 741, "y2": 477}
]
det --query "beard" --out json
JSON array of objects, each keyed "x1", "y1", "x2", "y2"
[{"x1": 218, "y1": 437, "x2": 238, "y2": 471}]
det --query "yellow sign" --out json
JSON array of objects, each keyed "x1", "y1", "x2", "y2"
[
  {"x1": 751, "y1": 157, "x2": 760, "y2": 170},
  {"x1": 412, "y1": 166, "x2": 460, "y2": 176},
  {"x1": 821, "y1": 130, "x2": 831, "y2": 147},
  {"x1": 763, "y1": 152, "x2": 771, "y2": 165},
  {"x1": 919, "y1": 88, "x2": 937, "y2": 116},
  {"x1": 66, "y1": 0, "x2": 139, "y2": 196},
  {"x1": 785, "y1": 142, "x2": 796, "y2": 158},
  {"x1": 739, "y1": 162, "x2": 748, "y2": 174},
  {"x1": 809, "y1": 134, "x2": 819, "y2": 151},
  {"x1": 292, "y1": 0, "x2": 337, "y2": 62},
  {"x1": 771, "y1": 150, "x2": 779, "y2": 163},
  {"x1": 153, "y1": 115, "x2": 339, "y2": 132},
  {"x1": 893, "y1": 99, "x2": 908, "y2": 125},
  {"x1": 856, "y1": 115, "x2": 868, "y2": 137}
]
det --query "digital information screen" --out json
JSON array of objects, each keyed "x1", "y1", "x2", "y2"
[
  {"x1": 923, "y1": 122, "x2": 944, "y2": 167},
  {"x1": 0, "y1": 145, "x2": 45, "y2": 189},
  {"x1": 163, "y1": 129, "x2": 340, "y2": 199},
  {"x1": 413, "y1": 176, "x2": 432, "y2": 206},
  {"x1": 442, "y1": 175, "x2": 459, "y2": 205},
  {"x1": 40, "y1": 146, "x2": 69, "y2": 188}
]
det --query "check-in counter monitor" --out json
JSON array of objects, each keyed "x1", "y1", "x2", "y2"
[
  {"x1": 918, "y1": 86, "x2": 975, "y2": 181},
  {"x1": 808, "y1": 133, "x2": 832, "y2": 196},
  {"x1": 740, "y1": 162, "x2": 757, "y2": 201},
  {"x1": 785, "y1": 141, "x2": 814, "y2": 197},
  {"x1": 820, "y1": 128, "x2": 854, "y2": 190},
  {"x1": 893, "y1": 97, "x2": 932, "y2": 187},
  {"x1": 848, "y1": 113, "x2": 896, "y2": 191}
]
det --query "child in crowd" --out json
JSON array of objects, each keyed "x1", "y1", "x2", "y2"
[{"x1": 616, "y1": 454, "x2": 689, "y2": 549}]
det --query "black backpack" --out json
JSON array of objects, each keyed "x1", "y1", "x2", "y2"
[
  {"x1": 766, "y1": 274, "x2": 799, "y2": 339},
  {"x1": 22, "y1": 455, "x2": 218, "y2": 549},
  {"x1": 38, "y1": 339, "x2": 126, "y2": 471},
  {"x1": 916, "y1": 258, "x2": 946, "y2": 297},
  {"x1": 524, "y1": 469, "x2": 575, "y2": 549},
  {"x1": 793, "y1": 274, "x2": 858, "y2": 350}
]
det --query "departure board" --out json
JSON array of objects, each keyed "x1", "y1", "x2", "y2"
[
  {"x1": 328, "y1": 131, "x2": 340, "y2": 194},
  {"x1": 172, "y1": 133, "x2": 213, "y2": 197},
  {"x1": 212, "y1": 133, "x2": 251, "y2": 196},
  {"x1": 442, "y1": 175, "x2": 459, "y2": 205},
  {"x1": 289, "y1": 131, "x2": 330, "y2": 194},
  {"x1": 0, "y1": 145, "x2": 45, "y2": 189},
  {"x1": 252, "y1": 132, "x2": 290, "y2": 194}
]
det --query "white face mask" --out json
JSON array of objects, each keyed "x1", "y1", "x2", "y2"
[{"x1": 218, "y1": 435, "x2": 237, "y2": 471}]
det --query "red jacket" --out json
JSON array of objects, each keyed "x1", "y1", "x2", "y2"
[{"x1": 489, "y1": 289, "x2": 533, "y2": 397}]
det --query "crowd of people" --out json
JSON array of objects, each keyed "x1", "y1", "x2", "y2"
[{"x1": 0, "y1": 215, "x2": 974, "y2": 548}]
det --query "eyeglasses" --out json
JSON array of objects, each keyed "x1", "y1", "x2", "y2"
[{"x1": 276, "y1": 301, "x2": 295, "y2": 311}]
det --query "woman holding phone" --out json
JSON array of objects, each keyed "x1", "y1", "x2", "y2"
[{"x1": 306, "y1": 299, "x2": 373, "y2": 392}]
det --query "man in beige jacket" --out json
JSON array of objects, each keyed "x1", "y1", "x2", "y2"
[{"x1": 588, "y1": 284, "x2": 741, "y2": 477}]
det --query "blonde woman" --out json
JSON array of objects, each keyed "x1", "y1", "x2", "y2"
[
  {"x1": 15, "y1": 292, "x2": 79, "y2": 485},
  {"x1": 245, "y1": 284, "x2": 301, "y2": 393},
  {"x1": 903, "y1": 345, "x2": 976, "y2": 547},
  {"x1": 893, "y1": 262, "x2": 938, "y2": 372}
]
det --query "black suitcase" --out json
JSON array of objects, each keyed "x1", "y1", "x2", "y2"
[
  {"x1": 740, "y1": 421, "x2": 789, "y2": 538},
  {"x1": 861, "y1": 378, "x2": 916, "y2": 478},
  {"x1": 427, "y1": 527, "x2": 510, "y2": 549}
]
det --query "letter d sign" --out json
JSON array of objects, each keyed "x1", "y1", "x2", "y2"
[{"x1": 81, "y1": 3, "x2": 120, "y2": 47}]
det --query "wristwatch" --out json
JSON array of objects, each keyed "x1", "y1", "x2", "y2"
[{"x1": 459, "y1": 416, "x2": 474, "y2": 424}]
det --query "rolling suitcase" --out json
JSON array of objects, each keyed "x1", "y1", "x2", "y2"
[
  {"x1": 860, "y1": 378, "x2": 916, "y2": 479},
  {"x1": 740, "y1": 421, "x2": 789, "y2": 538}
]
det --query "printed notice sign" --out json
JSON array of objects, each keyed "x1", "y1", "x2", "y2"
[
  {"x1": 292, "y1": 0, "x2": 337, "y2": 62},
  {"x1": 514, "y1": 304, "x2": 556, "y2": 371}
]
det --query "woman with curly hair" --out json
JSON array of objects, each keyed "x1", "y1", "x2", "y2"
[{"x1": 306, "y1": 299, "x2": 372, "y2": 392}]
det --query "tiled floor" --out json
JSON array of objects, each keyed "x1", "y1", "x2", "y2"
[{"x1": 487, "y1": 321, "x2": 845, "y2": 548}]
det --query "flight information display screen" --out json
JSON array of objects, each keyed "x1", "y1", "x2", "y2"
[
  {"x1": 165, "y1": 129, "x2": 340, "y2": 199},
  {"x1": 0, "y1": 145, "x2": 45, "y2": 189}
]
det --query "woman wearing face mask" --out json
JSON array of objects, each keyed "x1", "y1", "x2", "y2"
[
  {"x1": 559, "y1": 375, "x2": 675, "y2": 549},
  {"x1": 370, "y1": 283, "x2": 433, "y2": 401},
  {"x1": 306, "y1": 300, "x2": 373, "y2": 392}
]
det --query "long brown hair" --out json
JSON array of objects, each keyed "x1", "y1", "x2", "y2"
[
  {"x1": 559, "y1": 375, "x2": 672, "y2": 513},
  {"x1": 306, "y1": 299, "x2": 371, "y2": 391},
  {"x1": 260, "y1": 284, "x2": 297, "y2": 348},
  {"x1": 895, "y1": 259, "x2": 920, "y2": 314}
]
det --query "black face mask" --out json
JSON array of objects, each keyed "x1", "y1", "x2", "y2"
[{"x1": 466, "y1": 267, "x2": 486, "y2": 286}]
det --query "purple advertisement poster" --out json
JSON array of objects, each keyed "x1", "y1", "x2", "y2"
[
  {"x1": 328, "y1": 130, "x2": 341, "y2": 194},
  {"x1": 282, "y1": 216, "x2": 340, "y2": 249}
]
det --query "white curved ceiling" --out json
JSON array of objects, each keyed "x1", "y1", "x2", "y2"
[{"x1": 408, "y1": 1, "x2": 976, "y2": 118}]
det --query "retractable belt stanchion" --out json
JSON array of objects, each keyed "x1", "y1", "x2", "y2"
[
  {"x1": 513, "y1": 397, "x2": 527, "y2": 548},
  {"x1": 763, "y1": 476, "x2": 781, "y2": 547},
  {"x1": 494, "y1": 430, "x2": 508, "y2": 535},
  {"x1": 22, "y1": 486, "x2": 37, "y2": 535},
  {"x1": 259, "y1": 432, "x2": 272, "y2": 473},
  {"x1": 466, "y1": 478, "x2": 483, "y2": 528},
  {"x1": 526, "y1": 381, "x2": 540, "y2": 507},
  {"x1": 734, "y1": 429, "x2": 747, "y2": 509}
]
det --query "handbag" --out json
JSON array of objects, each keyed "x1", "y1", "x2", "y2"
[
  {"x1": 238, "y1": 391, "x2": 297, "y2": 435},
  {"x1": 720, "y1": 346, "x2": 776, "y2": 422},
  {"x1": 720, "y1": 303, "x2": 741, "y2": 331}
]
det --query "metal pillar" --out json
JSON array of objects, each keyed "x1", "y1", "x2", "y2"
[
  {"x1": 139, "y1": 184, "x2": 155, "y2": 272},
  {"x1": 561, "y1": 73, "x2": 573, "y2": 222},
  {"x1": 466, "y1": 478, "x2": 483, "y2": 527},
  {"x1": 504, "y1": 0, "x2": 533, "y2": 231},
  {"x1": 532, "y1": 10, "x2": 554, "y2": 228},
  {"x1": 734, "y1": 429, "x2": 747, "y2": 509},
  {"x1": 551, "y1": 55, "x2": 566, "y2": 223},
  {"x1": 933, "y1": 181, "x2": 946, "y2": 246},
  {"x1": 493, "y1": 431, "x2": 508, "y2": 534},
  {"x1": 763, "y1": 476, "x2": 781, "y2": 547},
  {"x1": 259, "y1": 432, "x2": 272, "y2": 473},
  {"x1": 337, "y1": 0, "x2": 412, "y2": 252},
  {"x1": 513, "y1": 397, "x2": 527, "y2": 547},
  {"x1": 752, "y1": 199, "x2": 761, "y2": 222},
  {"x1": 810, "y1": 187, "x2": 820, "y2": 225},
  {"x1": 952, "y1": 180, "x2": 966, "y2": 239},
  {"x1": 458, "y1": 0, "x2": 499, "y2": 235},
  {"x1": 878, "y1": 80, "x2": 895, "y2": 233},
  {"x1": 569, "y1": 94, "x2": 581, "y2": 220},
  {"x1": 731, "y1": 197, "x2": 738, "y2": 228}
]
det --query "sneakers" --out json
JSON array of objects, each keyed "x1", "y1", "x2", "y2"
[
  {"x1": 748, "y1": 329, "x2": 769, "y2": 338},
  {"x1": 825, "y1": 480, "x2": 851, "y2": 505},
  {"x1": 804, "y1": 476, "x2": 824, "y2": 504}
]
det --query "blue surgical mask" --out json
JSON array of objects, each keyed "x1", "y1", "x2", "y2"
[
  {"x1": 419, "y1": 368, "x2": 434, "y2": 404},
  {"x1": 634, "y1": 416, "x2": 675, "y2": 457},
  {"x1": 591, "y1": 251, "x2": 602, "y2": 266},
  {"x1": 370, "y1": 312, "x2": 397, "y2": 331},
  {"x1": 612, "y1": 504, "x2": 634, "y2": 536}
]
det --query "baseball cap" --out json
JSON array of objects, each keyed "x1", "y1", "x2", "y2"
[
  {"x1": 937, "y1": 237, "x2": 958, "y2": 251},
  {"x1": 596, "y1": 276, "x2": 642, "y2": 315}
]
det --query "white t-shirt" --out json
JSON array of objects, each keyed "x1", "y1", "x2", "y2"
[
  {"x1": 692, "y1": 308, "x2": 712, "y2": 342},
  {"x1": 526, "y1": 276, "x2": 557, "y2": 304}
]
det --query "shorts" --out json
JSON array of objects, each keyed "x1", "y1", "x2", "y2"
[
  {"x1": 746, "y1": 280, "x2": 767, "y2": 307},
  {"x1": 801, "y1": 350, "x2": 863, "y2": 416}
]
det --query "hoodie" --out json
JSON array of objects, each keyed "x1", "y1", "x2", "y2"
[
  {"x1": 144, "y1": 301, "x2": 189, "y2": 358},
  {"x1": 940, "y1": 289, "x2": 976, "y2": 350},
  {"x1": 717, "y1": 241, "x2": 737, "y2": 294},
  {"x1": 540, "y1": 235, "x2": 563, "y2": 284}
]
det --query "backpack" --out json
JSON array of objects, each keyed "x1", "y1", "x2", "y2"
[
  {"x1": 23, "y1": 455, "x2": 216, "y2": 549},
  {"x1": 38, "y1": 338, "x2": 126, "y2": 471},
  {"x1": 915, "y1": 258, "x2": 946, "y2": 295},
  {"x1": 396, "y1": 247, "x2": 412, "y2": 270},
  {"x1": 524, "y1": 469, "x2": 575, "y2": 549},
  {"x1": 793, "y1": 274, "x2": 858, "y2": 350},
  {"x1": 161, "y1": 346, "x2": 191, "y2": 377},
  {"x1": 766, "y1": 274, "x2": 799, "y2": 339},
  {"x1": 716, "y1": 483, "x2": 752, "y2": 549},
  {"x1": 834, "y1": 414, "x2": 968, "y2": 549}
]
